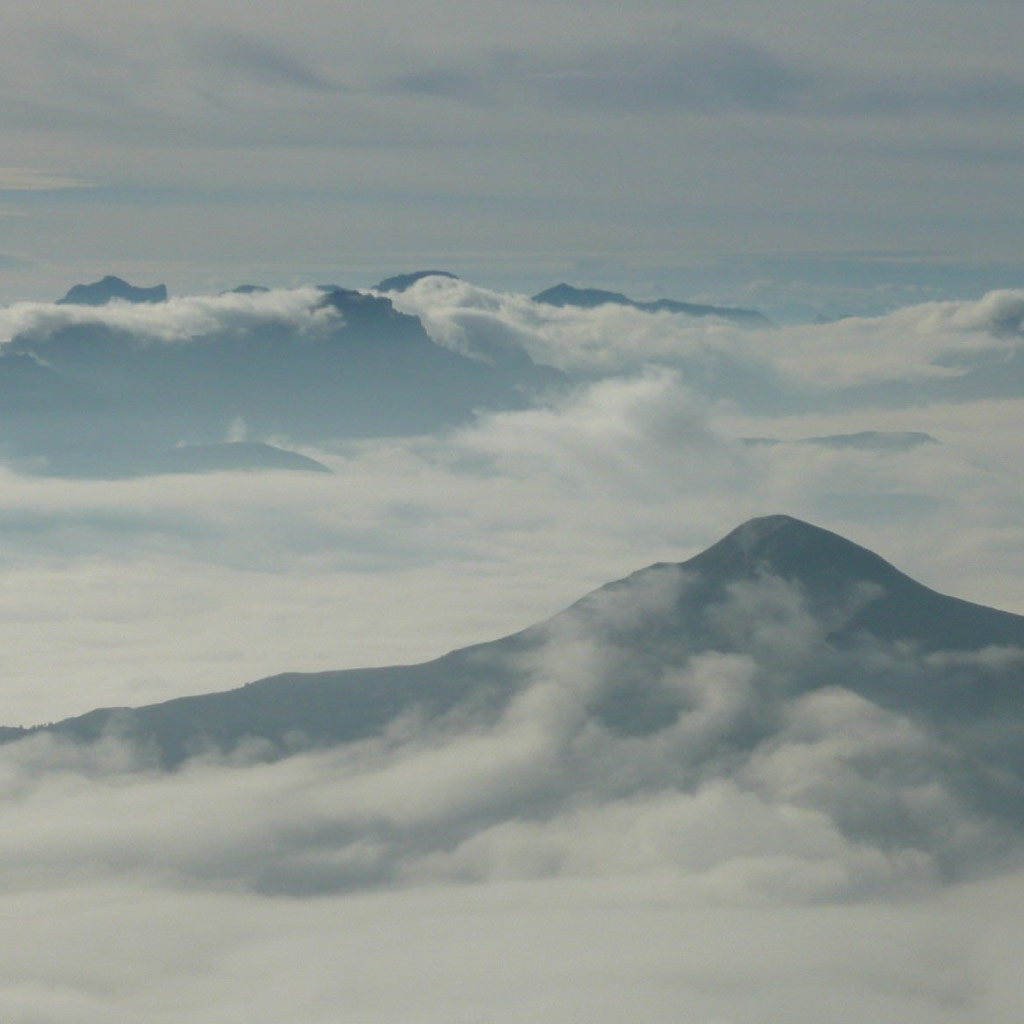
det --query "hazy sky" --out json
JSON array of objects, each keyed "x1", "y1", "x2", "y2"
[{"x1": 3, "y1": 0, "x2": 1024, "y2": 313}]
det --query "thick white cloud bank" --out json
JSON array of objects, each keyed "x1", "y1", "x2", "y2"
[
  {"x1": 0, "y1": 285, "x2": 335, "y2": 347},
  {"x1": 391, "y1": 274, "x2": 1024, "y2": 385},
  {"x1": 1, "y1": 584, "x2": 1022, "y2": 1022},
  {"x1": 1, "y1": 279, "x2": 1024, "y2": 1021},
  {"x1": 5, "y1": 871, "x2": 1022, "y2": 1024}
]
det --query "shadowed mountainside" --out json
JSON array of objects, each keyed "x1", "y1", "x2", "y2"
[
  {"x1": 375, "y1": 270, "x2": 460, "y2": 292},
  {"x1": 6, "y1": 517, "x2": 1022, "y2": 802},
  {"x1": 1, "y1": 283, "x2": 564, "y2": 476},
  {"x1": 532, "y1": 282, "x2": 771, "y2": 326},
  {"x1": 57, "y1": 275, "x2": 168, "y2": 306}
]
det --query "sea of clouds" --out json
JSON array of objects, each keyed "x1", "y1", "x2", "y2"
[
  {"x1": 1, "y1": 281, "x2": 1022, "y2": 720},
  {"x1": 1, "y1": 279, "x2": 1023, "y2": 1021}
]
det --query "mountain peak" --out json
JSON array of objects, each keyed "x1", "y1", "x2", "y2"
[
  {"x1": 679, "y1": 514, "x2": 925, "y2": 613},
  {"x1": 531, "y1": 283, "x2": 771, "y2": 326},
  {"x1": 375, "y1": 270, "x2": 459, "y2": 292},
  {"x1": 57, "y1": 275, "x2": 168, "y2": 306},
  {"x1": 721, "y1": 513, "x2": 805, "y2": 549},
  {"x1": 4, "y1": 515, "x2": 1024, "y2": 771},
  {"x1": 678, "y1": 514, "x2": 1024, "y2": 650}
]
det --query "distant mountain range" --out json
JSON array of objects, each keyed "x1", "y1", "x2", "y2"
[
  {"x1": 10, "y1": 273, "x2": 1022, "y2": 476},
  {"x1": 2, "y1": 277, "x2": 565, "y2": 476},
  {"x1": 532, "y1": 283, "x2": 772, "y2": 326},
  {"x1": 57, "y1": 275, "x2": 168, "y2": 306},
  {"x1": 743, "y1": 431, "x2": 938, "y2": 451},
  {"x1": 372, "y1": 271, "x2": 773, "y2": 326}
]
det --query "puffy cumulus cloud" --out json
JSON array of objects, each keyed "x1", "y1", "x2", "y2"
[
  {"x1": 0, "y1": 359, "x2": 1019, "y2": 1022},
  {"x1": 388, "y1": 273, "x2": 773, "y2": 378},
  {"x1": 453, "y1": 369, "x2": 748, "y2": 499},
  {"x1": 923, "y1": 289, "x2": 1024, "y2": 339},
  {"x1": 765, "y1": 292, "x2": 1024, "y2": 390},
  {"x1": 0, "y1": 356, "x2": 749, "y2": 722},
  {"x1": 394, "y1": 277, "x2": 1024, "y2": 395},
  {"x1": 0, "y1": 287, "x2": 1020, "y2": 739},
  {"x1": 0, "y1": 285, "x2": 334, "y2": 347},
  {"x1": 8, "y1": 562, "x2": 1018, "y2": 895},
  {"x1": 2, "y1": 354, "x2": 1024, "y2": 722},
  {"x1": 742, "y1": 688, "x2": 1000, "y2": 870}
]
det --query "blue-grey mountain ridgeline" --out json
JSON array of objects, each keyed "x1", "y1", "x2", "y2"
[
  {"x1": 532, "y1": 282, "x2": 772, "y2": 327},
  {"x1": 8, "y1": 273, "x2": 1024, "y2": 482},
  {"x1": 1, "y1": 276, "x2": 564, "y2": 477},
  {"x1": 56, "y1": 275, "x2": 168, "y2": 307}
]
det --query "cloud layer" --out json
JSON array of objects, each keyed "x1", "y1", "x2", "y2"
[
  {"x1": 1, "y1": 278, "x2": 1023, "y2": 1020},
  {"x1": 1, "y1": 280, "x2": 1024, "y2": 724},
  {"x1": 2, "y1": 553, "x2": 1023, "y2": 1021}
]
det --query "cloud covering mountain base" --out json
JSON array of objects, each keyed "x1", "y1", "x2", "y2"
[
  {"x1": 3, "y1": 516, "x2": 1023, "y2": 1022},
  {"x1": 1, "y1": 276, "x2": 1024, "y2": 1021}
]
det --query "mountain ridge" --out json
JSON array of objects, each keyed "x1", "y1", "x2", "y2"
[
  {"x1": 375, "y1": 270, "x2": 460, "y2": 292},
  {"x1": 532, "y1": 282, "x2": 771, "y2": 326},
  {"x1": 57, "y1": 275, "x2": 168, "y2": 306},
  {"x1": 4, "y1": 515, "x2": 1022, "y2": 777},
  {"x1": 2, "y1": 283, "x2": 563, "y2": 476}
]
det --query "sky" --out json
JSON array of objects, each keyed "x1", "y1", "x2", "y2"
[
  {"x1": 3, "y1": 0, "x2": 1024, "y2": 317},
  {"x1": 3, "y1": 3, "x2": 1024, "y2": 1021}
]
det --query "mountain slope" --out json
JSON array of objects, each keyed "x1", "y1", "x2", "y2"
[
  {"x1": 375, "y1": 270, "x2": 459, "y2": 292},
  {"x1": 532, "y1": 283, "x2": 771, "y2": 326},
  {"x1": 57, "y1": 275, "x2": 168, "y2": 305},
  {"x1": 7, "y1": 516, "x2": 1023, "y2": 782},
  {"x1": 2, "y1": 285, "x2": 564, "y2": 476}
]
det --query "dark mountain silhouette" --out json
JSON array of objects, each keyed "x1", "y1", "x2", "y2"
[
  {"x1": 225, "y1": 284, "x2": 270, "y2": 294},
  {"x1": 57, "y1": 275, "x2": 168, "y2": 306},
  {"x1": 742, "y1": 431, "x2": 937, "y2": 450},
  {"x1": 6, "y1": 515, "x2": 1022, "y2": 825},
  {"x1": 1, "y1": 285, "x2": 564, "y2": 476},
  {"x1": 101, "y1": 442, "x2": 331, "y2": 477},
  {"x1": 375, "y1": 270, "x2": 459, "y2": 292},
  {"x1": 805, "y1": 431, "x2": 937, "y2": 450},
  {"x1": 648, "y1": 515, "x2": 1024, "y2": 652},
  {"x1": 532, "y1": 283, "x2": 771, "y2": 326},
  {"x1": 152, "y1": 441, "x2": 328, "y2": 474}
]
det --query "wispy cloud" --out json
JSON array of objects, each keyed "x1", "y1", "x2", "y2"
[
  {"x1": 391, "y1": 31, "x2": 1024, "y2": 120},
  {"x1": 190, "y1": 29, "x2": 342, "y2": 93},
  {"x1": 0, "y1": 167, "x2": 90, "y2": 191}
]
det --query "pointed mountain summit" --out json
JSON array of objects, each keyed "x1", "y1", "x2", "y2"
[
  {"x1": 57, "y1": 275, "x2": 167, "y2": 306},
  {"x1": 668, "y1": 514, "x2": 1024, "y2": 650},
  {"x1": 4, "y1": 516, "x2": 1022, "y2": 782}
]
